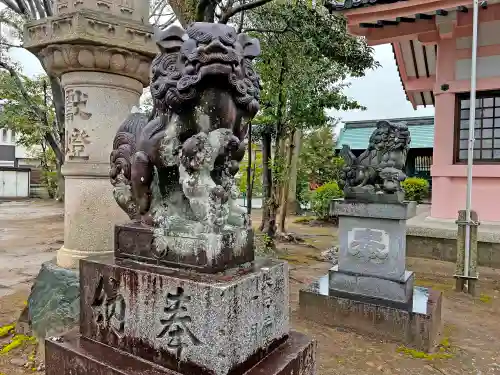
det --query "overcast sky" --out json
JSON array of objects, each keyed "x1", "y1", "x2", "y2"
[{"x1": 8, "y1": 43, "x2": 435, "y2": 126}]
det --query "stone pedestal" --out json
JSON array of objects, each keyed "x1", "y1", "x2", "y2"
[
  {"x1": 45, "y1": 252, "x2": 316, "y2": 375},
  {"x1": 299, "y1": 200, "x2": 443, "y2": 351},
  {"x1": 115, "y1": 223, "x2": 255, "y2": 273},
  {"x1": 24, "y1": 4, "x2": 157, "y2": 269},
  {"x1": 330, "y1": 200, "x2": 416, "y2": 308}
]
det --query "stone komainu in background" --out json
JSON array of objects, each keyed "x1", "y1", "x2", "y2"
[
  {"x1": 109, "y1": 22, "x2": 262, "y2": 271},
  {"x1": 300, "y1": 120, "x2": 443, "y2": 355},
  {"x1": 45, "y1": 22, "x2": 316, "y2": 375},
  {"x1": 338, "y1": 120, "x2": 411, "y2": 203}
]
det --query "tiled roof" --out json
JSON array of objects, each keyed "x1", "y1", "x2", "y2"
[
  {"x1": 325, "y1": 0, "x2": 407, "y2": 11},
  {"x1": 335, "y1": 117, "x2": 434, "y2": 150}
]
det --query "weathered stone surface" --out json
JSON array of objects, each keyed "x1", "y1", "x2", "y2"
[
  {"x1": 28, "y1": 260, "x2": 80, "y2": 339},
  {"x1": 115, "y1": 223, "x2": 254, "y2": 273},
  {"x1": 24, "y1": 9, "x2": 157, "y2": 59},
  {"x1": 300, "y1": 275, "x2": 442, "y2": 352},
  {"x1": 45, "y1": 329, "x2": 316, "y2": 375},
  {"x1": 79, "y1": 256, "x2": 289, "y2": 375},
  {"x1": 406, "y1": 219, "x2": 500, "y2": 269},
  {"x1": 338, "y1": 121, "x2": 411, "y2": 203},
  {"x1": 320, "y1": 246, "x2": 339, "y2": 264},
  {"x1": 328, "y1": 265, "x2": 414, "y2": 309},
  {"x1": 331, "y1": 200, "x2": 416, "y2": 220},
  {"x1": 337, "y1": 215, "x2": 407, "y2": 281}
]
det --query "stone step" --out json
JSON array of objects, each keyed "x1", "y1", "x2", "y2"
[
  {"x1": 78, "y1": 255, "x2": 289, "y2": 375},
  {"x1": 45, "y1": 330, "x2": 316, "y2": 375}
]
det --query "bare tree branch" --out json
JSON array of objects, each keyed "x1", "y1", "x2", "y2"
[
  {"x1": 242, "y1": 27, "x2": 287, "y2": 34},
  {"x1": 26, "y1": 0, "x2": 39, "y2": 18},
  {"x1": 0, "y1": 41, "x2": 23, "y2": 48},
  {"x1": 156, "y1": 15, "x2": 177, "y2": 29},
  {"x1": 237, "y1": 8, "x2": 245, "y2": 33},
  {"x1": 15, "y1": 0, "x2": 34, "y2": 18},
  {"x1": 0, "y1": 14, "x2": 23, "y2": 35},
  {"x1": 42, "y1": 0, "x2": 52, "y2": 17},
  {"x1": 47, "y1": 73, "x2": 65, "y2": 138},
  {"x1": 31, "y1": 0, "x2": 46, "y2": 18},
  {"x1": 0, "y1": 0, "x2": 21, "y2": 14},
  {"x1": 196, "y1": 0, "x2": 210, "y2": 21},
  {"x1": 219, "y1": 0, "x2": 272, "y2": 24}
]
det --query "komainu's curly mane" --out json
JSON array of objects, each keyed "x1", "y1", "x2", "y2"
[
  {"x1": 109, "y1": 22, "x2": 261, "y2": 227},
  {"x1": 338, "y1": 120, "x2": 411, "y2": 202}
]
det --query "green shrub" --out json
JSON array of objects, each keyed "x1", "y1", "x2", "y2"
[
  {"x1": 42, "y1": 170, "x2": 58, "y2": 199},
  {"x1": 311, "y1": 181, "x2": 343, "y2": 220},
  {"x1": 402, "y1": 177, "x2": 429, "y2": 203}
]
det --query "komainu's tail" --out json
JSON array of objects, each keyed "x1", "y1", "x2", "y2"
[{"x1": 109, "y1": 112, "x2": 149, "y2": 219}]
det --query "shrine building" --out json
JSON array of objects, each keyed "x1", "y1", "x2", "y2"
[{"x1": 329, "y1": 0, "x2": 500, "y2": 222}]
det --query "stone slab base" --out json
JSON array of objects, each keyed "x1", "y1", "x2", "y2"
[
  {"x1": 80, "y1": 255, "x2": 289, "y2": 375},
  {"x1": 45, "y1": 330, "x2": 316, "y2": 375},
  {"x1": 299, "y1": 275, "x2": 442, "y2": 352},
  {"x1": 26, "y1": 260, "x2": 80, "y2": 339},
  {"x1": 328, "y1": 266, "x2": 414, "y2": 310},
  {"x1": 406, "y1": 210, "x2": 500, "y2": 269},
  {"x1": 115, "y1": 223, "x2": 254, "y2": 273},
  {"x1": 406, "y1": 234, "x2": 500, "y2": 269}
]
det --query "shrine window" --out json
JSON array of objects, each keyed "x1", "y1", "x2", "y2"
[{"x1": 456, "y1": 91, "x2": 500, "y2": 163}]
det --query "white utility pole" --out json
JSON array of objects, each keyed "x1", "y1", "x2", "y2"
[{"x1": 464, "y1": 0, "x2": 480, "y2": 283}]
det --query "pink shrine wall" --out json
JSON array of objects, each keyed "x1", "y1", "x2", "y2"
[
  {"x1": 344, "y1": 3, "x2": 500, "y2": 221},
  {"x1": 431, "y1": 16, "x2": 500, "y2": 222}
]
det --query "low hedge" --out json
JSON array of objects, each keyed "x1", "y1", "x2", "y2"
[{"x1": 402, "y1": 177, "x2": 429, "y2": 203}]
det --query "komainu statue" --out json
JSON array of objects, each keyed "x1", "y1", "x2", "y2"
[
  {"x1": 338, "y1": 120, "x2": 411, "y2": 203},
  {"x1": 109, "y1": 22, "x2": 261, "y2": 270}
]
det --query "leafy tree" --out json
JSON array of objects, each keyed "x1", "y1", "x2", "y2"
[
  {"x1": 298, "y1": 124, "x2": 344, "y2": 186},
  {"x1": 237, "y1": 146, "x2": 263, "y2": 197},
  {"x1": 246, "y1": 2, "x2": 377, "y2": 239},
  {"x1": 0, "y1": 1, "x2": 175, "y2": 200},
  {"x1": 0, "y1": 70, "x2": 62, "y2": 196}
]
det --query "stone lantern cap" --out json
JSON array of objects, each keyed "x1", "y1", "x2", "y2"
[{"x1": 23, "y1": 9, "x2": 158, "y2": 86}]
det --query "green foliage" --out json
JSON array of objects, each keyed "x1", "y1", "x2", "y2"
[
  {"x1": 42, "y1": 170, "x2": 59, "y2": 199},
  {"x1": 293, "y1": 216, "x2": 316, "y2": 224},
  {"x1": 247, "y1": 2, "x2": 378, "y2": 138},
  {"x1": 0, "y1": 72, "x2": 55, "y2": 148},
  {"x1": 237, "y1": 146, "x2": 263, "y2": 196},
  {"x1": 295, "y1": 168, "x2": 312, "y2": 208},
  {"x1": 311, "y1": 181, "x2": 343, "y2": 219},
  {"x1": 402, "y1": 177, "x2": 429, "y2": 203},
  {"x1": 299, "y1": 125, "x2": 344, "y2": 185}
]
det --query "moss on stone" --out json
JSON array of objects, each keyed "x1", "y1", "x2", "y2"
[
  {"x1": 0, "y1": 334, "x2": 37, "y2": 354},
  {"x1": 414, "y1": 278, "x2": 453, "y2": 292},
  {"x1": 397, "y1": 337, "x2": 454, "y2": 360},
  {"x1": 479, "y1": 293, "x2": 492, "y2": 303},
  {"x1": 293, "y1": 216, "x2": 316, "y2": 224},
  {"x1": 0, "y1": 323, "x2": 15, "y2": 338}
]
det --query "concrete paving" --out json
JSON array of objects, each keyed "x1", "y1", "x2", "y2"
[
  {"x1": 408, "y1": 203, "x2": 500, "y2": 242},
  {"x1": 0, "y1": 200, "x2": 63, "y2": 297}
]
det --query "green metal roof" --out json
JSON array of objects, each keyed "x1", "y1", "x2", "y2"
[{"x1": 335, "y1": 116, "x2": 434, "y2": 150}]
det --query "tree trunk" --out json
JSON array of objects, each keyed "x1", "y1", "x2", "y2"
[
  {"x1": 278, "y1": 129, "x2": 295, "y2": 233},
  {"x1": 260, "y1": 130, "x2": 272, "y2": 234},
  {"x1": 262, "y1": 56, "x2": 286, "y2": 238},
  {"x1": 55, "y1": 162, "x2": 65, "y2": 202},
  {"x1": 168, "y1": 0, "x2": 196, "y2": 26},
  {"x1": 274, "y1": 137, "x2": 287, "y2": 206},
  {"x1": 246, "y1": 128, "x2": 252, "y2": 215},
  {"x1": 286, "y1": 129, "x2": 302, "y2": 214}
]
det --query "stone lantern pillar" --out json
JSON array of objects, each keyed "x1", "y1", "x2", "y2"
[{"x1": 23, "y1": 0, "x2": 157, "y2": 268}]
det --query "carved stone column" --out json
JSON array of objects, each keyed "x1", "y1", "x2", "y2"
[{"x1": 24, "y1": 2, "x2": 157, "y2": 268}]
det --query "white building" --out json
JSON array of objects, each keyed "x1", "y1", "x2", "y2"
[{"x1": 0, "y1": 128, "x2": 39, "y2": 167}]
